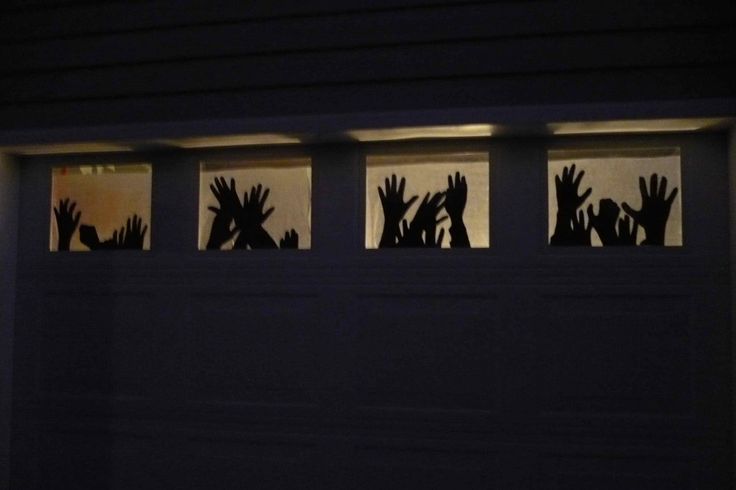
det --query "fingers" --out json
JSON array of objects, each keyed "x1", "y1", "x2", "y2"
[
  {"x1": 437, "y1": 228, "x2": 445, "y2": 247},
  {"x1": 390, "y1": 174, "x2": 397, "y2": 193},
  {"x1": 260, "y1": 187, "x2": 270, "y2": 206},
  {"x1": 436, "y1": 215, "x2": 449, "y2": 226},
  {"x1": 665, "y1": 186, "x2": 679, "y2": 206},
  {"x1": 262, "y1": 207, "x2": 275, "y2": 222},
  {"x1": 621, "y1": 201, "x2": 639, "y2": 220},
  {"x1": 398, "y1": 176, "x2": 406, "y2": 197},
  {"x1": 649, "y1": 173, "x2": 658, "y2": 199},
  {"x1": 405, "y1": 194, "x2": 419, "y2": 209},
  {"x1": 572, "y1": 168, "x2": 585, "y2": 189},
  {"x1": 378, "y1": 186, "x2": 386, "y2": 203},
  {"x1": 447, "y1": 174, "x2": 454, "y2": 191},
  {"x1": 639, "y1": 176, "x2": 648, "y2": 199},
  {"x1": 587, "y1": 203, "x2": 595, "y2": 220},
  {"x1": 579, "y1": 186, "x2": 592, "y2": 204}
]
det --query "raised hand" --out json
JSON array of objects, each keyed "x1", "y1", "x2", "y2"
[
  {"x1": 53, "y1": 198, "x2": 81, "y2": 251},
  {"x1": 551, "y1": 164, "x2": 592, "y2": 246},
  {"x1": 378, "y1": 174, "x2": 418, "y2": 248},
  {"x1": 570, "y1": 209, "x2": 592, "y2": 246},
  {"x1": 207, "y1": 176, "x2": 242, "y2": 249},
  {"x1": 616, "y1": 215, "x2": 639, "y2": 246},
  {"x1": 233, "y1": 183, "x2": 277, "y2": 249},
  {"x1": 444, "y1": 172, "x2": 470, "y2": 248},
  {"x1": 398, "y1": 191, "x2": 447, "y2": 247},
  {"x1": 79, "y1": 224, "x2": 102, "y2": 250},
  {"x1": 78, "y1": 215, "x2": 147, "y2": 250},
  {"x1": 555, "y1": 164, "x2": 592, "y2": 217},
  {"x1": 279, "y1": 229, "x2": 299, "y2": 249},
  {"x1": 121, "y1": 214, "x2": 148, "y2": 249},
  {"x1": 587, "y1": 198, "x2": 620, "y2": 246},
  {"x1": 622, "y1": 174, "x2": 678, "y2": 246}
]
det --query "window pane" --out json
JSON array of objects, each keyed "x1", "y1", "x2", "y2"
[
  {"x1": 365, "y1": 153, "x2": 490, "y2": 248},
  {"x1": 50, "y1": 164, "x2": 152, "y2": 251},
  {"x1": 199, "y1": 158, "x2": 311, "y2": 250},
  {"x1": 548, "y1": 148, "x2": 682, "y2": 246}
]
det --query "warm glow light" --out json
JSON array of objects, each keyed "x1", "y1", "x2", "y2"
[
  {"x1": 2, "y1": 118, "x2": 732, "y2": 156},
  {"x1": 548, "y1": 118, "x2": 730, "y2": 135},
  {"x1": 2, "y1": 142, "x2": 134, "y2": 155},
  {"x1": 347, "y1": 124, "x2": 495, "y2": 142},
  {"x1": 157, "y1": 133, "x2": 303, "y2": 148}
]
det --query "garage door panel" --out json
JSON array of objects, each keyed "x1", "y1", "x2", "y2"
[
  {"x1": 532, "y1": 293, "x2": 693, "y2": 416},
  {"x1": 189, "y1": 292, "x2": 324, "y2": 405},
  {"x1": 351, "y1": 293, "x2": 498, "y2": 411}
]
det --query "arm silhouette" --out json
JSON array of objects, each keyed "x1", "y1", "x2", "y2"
[
  {"x1": 378, "y1": 174, "x2": 418, "y2": 248},
  {"x1": 444, "y1": 172, "x2": 470, "y2": 247},
  {"x1": 550, "y1": 164, "x2": 592, "y2": 246},
  {"x1": 53, "y1": 198, "x2": 81, "y2": 251},
  {"x1": 622, "y1": 174, "x2": 678, "y2": 246}
]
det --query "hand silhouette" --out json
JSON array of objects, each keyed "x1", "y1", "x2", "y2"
[
  {"x1": 53, "y1": 198, "x2": 81, "y2": 251},
  {"x1": 206, "y1": 206, "x2": 239, "y2": 250},
  {"x1": 587, "y1": 198, "x2": 620, "y2": 246},
  {"x1": 622, "y1": 174, "x2": 678, "y2": 246},
  {"x1": 279, "y1": 229, "x2": 299, "y2": 249},
  {"x1": 233, "y1": 183, "x2": 277, "y2": 249},
  {"x1": 444, "y1": 172, "x2": 470, "y2": 248},
  {"x1": 378, "y1": 174, "x2": 418, "y2": 248},
  {"x1": 79, "y1": 224, "x2": 102, "y2": 250},
  {"x1": 570, "y1": 209, "x2": 592, "y2": 246},
  {"x1": 121, "y1": 214, "x2": 148, "y2": 249},
  {"x1": 555, "y1": 164, "x2": 592, "y2": 217},
  {"x1": 551, "y1": 164, "x2": 592, "y2": 246},
  {"x1": 209, "y1": 176, "x2": 241, "y2": 216},
  {"x1": 616, "y1": 215, "x2": 639, "y2": 246},
  {"x1": 398, "y1": 191, "x2": 447, "y2": 247},
  {"x1": 78, "y1": 215, "x2": 147, "y2": 250}
]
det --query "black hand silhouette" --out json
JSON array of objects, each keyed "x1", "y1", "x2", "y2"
[
  {"x1": 444, "y1": 172, "x2": 470, "y2": 248},
  {"x1": 587, "y1": 198, "x2": 620, "y2": 246},
  {"x1": 570, "y1": 209, "x2": 592, "y2": 246},
  {"x1": 378, "y1": 174, "x2": 418, "y2": 248},
  {"x1": 78, "y1": 215, "x2": 147, "y2": 250},
  {"x1": 233, "y1": 183, "x2": 277, "y2": 249},
  {"x1": 551, "y1": 164, "x2": 592, "y2": 246},
  {"x1": 206, "y1": 206, "x2": 239, "y2": 250},
  {"x1": 616, "y1": 215, "x2": 639, "y2": 246},
  {"x1": 622, "y1": 174, "x2": 678, "y2": 246},
  {"x1": 53, "y1": 198, "x2": 81, "y2": 251},
  {"x1": 207, "y1": 176, "x2": 241, "y2": 249},
  {"x1": 397, "y1": 191, "x2": 447, "y2": 247},
  {"x1": 555, "y1": 164, "x2": 592, "y2": 217},
  {"x1": 121, "y1": 214, "x2": 148, "y2": 249},
  {"x1": 209, "y1": 176, "x2": 242, "y2": 219},
  {"x1": 279, "y1": 229, "x2": 299, "y2": 249},
  {"x1": 79, "y1": 224, "x2": 102, "y2": 250}
]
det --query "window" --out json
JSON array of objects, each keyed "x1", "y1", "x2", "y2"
[
  {"x1": 365, "y1": 152, "x2": 490, "y2": 248},
  {"x1": 50, "y1": 164, "x2": 152, "y2": 251},
  {"x1": 548, "y1": 148, "x2": 682, "y2": 246},
  {"x1": 198, "y1": 157, "x2": 311, "y2": 250}
]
